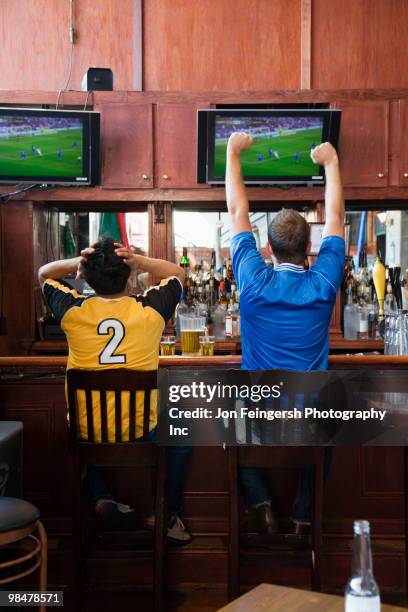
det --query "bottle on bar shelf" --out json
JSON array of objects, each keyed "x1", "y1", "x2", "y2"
[{"x1": 345, "y1": 520, "x2": 380, "y2": 611}]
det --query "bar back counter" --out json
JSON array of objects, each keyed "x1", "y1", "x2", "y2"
[{"x1": 0, "y1": 354, "x2": 407, "y2": 596}]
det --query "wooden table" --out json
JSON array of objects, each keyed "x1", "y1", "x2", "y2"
[{"x1": 217, "y1": 584, "x2": 407, "y2": 611}]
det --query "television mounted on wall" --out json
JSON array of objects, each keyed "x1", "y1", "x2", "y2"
[
  {"x1": 197, "y1": 108, "x2": 341, "y2": 186},
  {"x1": 0, "y1": 107, "x2": 100, "y2": 186}
]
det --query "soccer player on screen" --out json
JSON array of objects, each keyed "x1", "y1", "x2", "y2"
[
  {"x1": 57, "y1": 149, "x2": 62, "y2": 161},
  {"x1": 273, "y1": 151, "x2": 280, "y2": 160},
  {"x1": 31, "y1": 145, "x2": 36, "y2": 155},
  {"x1": 268, "y1": 148, "x2": 273, "y2": 158},
  {"x1": 20, "y1": 150, "x2": 27, "y2": 159},
  {"x1": 257, "y1": 153, "x2": 264, "y2": 162},
  {"x1": 294, "y1": 152, "x2": 301, "y2": 164},
  {"x1": 72, "y1": 140, "x2": 78, "y2": 149}
]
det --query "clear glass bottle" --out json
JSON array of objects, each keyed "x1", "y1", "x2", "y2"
[
  {"x1": 344, "y1": 287, "x2": 359, "y2": 340},
  {"x1": 175, "y1": 292, "x2": 188, "y2": 340},
  {"x1": 345, "y1": 520, "x2": 380, "y2": 611}
]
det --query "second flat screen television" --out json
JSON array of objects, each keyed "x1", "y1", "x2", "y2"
[{"x1": 198, "y1": 109, "x2": 341, "y2": 185}]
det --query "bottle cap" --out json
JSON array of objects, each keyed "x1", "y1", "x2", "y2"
[{"x1": 353, "y1": 519, "x2": 370, "y2": 535}]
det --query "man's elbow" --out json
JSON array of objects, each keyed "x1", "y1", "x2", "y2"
[
  {"x1": 38, "y1": 267, "x2": 47, "y2": 288},
  {"x1": 175, "y1": 267, "x2": 185, "y2": 282}
]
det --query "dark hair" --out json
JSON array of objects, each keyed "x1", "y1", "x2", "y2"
[
  {"x1": 83, "y1": 237, "x2": 130, "y2": 295},
  {"x1": 267, "y1": 209, "x2": 310, "y2": 265}
]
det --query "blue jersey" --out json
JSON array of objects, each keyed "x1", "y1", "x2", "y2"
[
  {"x1": 231, "y1": 232, "x2": 345, "y2": 371},
  {"x1": 257, "y1": 154, "x2": 263, "y2": 161}
]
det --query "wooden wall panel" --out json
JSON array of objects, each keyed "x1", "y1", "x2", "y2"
[
  {"x1": 0, "y1": 201, "x2": 35, "y2": 355},
  {"x1": 143, "y1": 0, "x2": 301, "y2": 91},
  {"x1": 312, "y1": 0, "x2": 408, "y2": 89},
  {"x1": 0, "y1": 0, "x2": 140, "y2": 91}
]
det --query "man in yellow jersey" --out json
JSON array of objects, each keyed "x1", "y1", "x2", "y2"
[{"x1": 38, "y1": 237, "x2": 192, "y2": 543}]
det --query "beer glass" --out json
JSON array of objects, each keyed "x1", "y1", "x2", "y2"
[
  {"x1": 199, "y1": 335, "x2": 215, "y2": 356},
  {"x1": 160, "y1": 335, "x2": 176, "y2": 356},
  {"x1": 179, "y1": 315, "x2": 206, "y2": 355}
]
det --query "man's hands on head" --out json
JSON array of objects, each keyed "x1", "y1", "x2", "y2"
[
  {"x1": 310, "y1": 142, "x2": 338, "y2": 167},
  {"x1": 76, "y1": 245, "x2": 96, "y2": 280},
  {"x1": 227, "y1": 132, "x2": 254, "y2": 156}
]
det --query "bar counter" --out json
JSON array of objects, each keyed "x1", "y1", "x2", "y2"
[
  {"x1": 0, "y1": 354, "x2": 408, "y2": 371},
  {"x1": 0, "y1": 353, "x2": 407, "y2": 595}
]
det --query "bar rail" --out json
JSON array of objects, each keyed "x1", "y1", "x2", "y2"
[{"x1": 0, "y1": 355, "x2": 407, "y2": 370}]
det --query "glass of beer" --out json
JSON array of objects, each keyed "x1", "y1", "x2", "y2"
[
  {"x1": 179, "y1": 315, "x2": 206, "y2": 355},
  {"x1": 199, "y1": 335, "x2": 215, "y2": 357},
  {"x1": 160, "y1": 335, "x2": 176, "y2": 356}
]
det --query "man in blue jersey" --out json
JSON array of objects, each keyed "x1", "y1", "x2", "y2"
[{"x1": 225, "y1": 132, "x2": 344, "y2": 534}]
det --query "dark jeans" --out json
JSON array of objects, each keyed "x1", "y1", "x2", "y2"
[
  {"x1": 239, "y1": 447, "x2": 333, "y2": 523},
  {"x1": 87, "y1": 428, "x2": 191, "y2": 517}
]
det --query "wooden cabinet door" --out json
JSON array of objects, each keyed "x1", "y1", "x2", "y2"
[
  {"x1": 156, "y1": 103, "x2": 210, "y2": 189},
  {"x1": 335, "y1": 101, "x2": 389, "y2": 187},
  {"x1": 398, "y1": 100, "x2": 408, "y2": 185},
  {"x1": 96, "y1": 103, "x2": 153, "y2": 188}
]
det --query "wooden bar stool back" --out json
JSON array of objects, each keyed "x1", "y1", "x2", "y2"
[{"x1": 66, "y1": 368, "x2": 166, "y2": 612}]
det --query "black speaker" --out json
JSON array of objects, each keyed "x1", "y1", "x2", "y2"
[{"x1": 81, "y1": 67, "x2": 113, "y2": 92}]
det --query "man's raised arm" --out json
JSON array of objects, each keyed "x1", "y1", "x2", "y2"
[
  {"x1": 311, "y1": 142, "x2": 344, "y2": 239},
  {"x1": 225, "y1": 132, "x2": 253, "y2": 237}
]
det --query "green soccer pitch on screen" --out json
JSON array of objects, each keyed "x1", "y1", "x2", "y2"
[
  {"x1": 198, "y1": 109, "x2": 341, "y2": 185},
  {"x1": 0, "y1": 108, "x2": 100, "y2": 186}
]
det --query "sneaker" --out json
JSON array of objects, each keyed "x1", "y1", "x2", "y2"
[
  {"x1": 95, "y1": 498, "x2": 140, "y2": 531},
  {"x1": 144, "y1": 513, "x2": 192, "y2": 546},
  {"x1": 167, "y1": 515, "x2": 192, "y2": 546}
]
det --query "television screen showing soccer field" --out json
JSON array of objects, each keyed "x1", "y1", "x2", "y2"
[
  {"x1": 214, "y1": 114, "x2": 324, "y2": 178},
  {"x1": 0, "y1": 115, "x2": 84, "y2": 178}
]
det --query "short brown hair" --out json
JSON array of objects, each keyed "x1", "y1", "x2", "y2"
[{"x1": 267, "y1": 209, "x2": 310, "y2": 264}]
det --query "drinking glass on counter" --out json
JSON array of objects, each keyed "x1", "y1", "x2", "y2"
[
  {"x1": 160, "y1": 335, "x2": 176, "y2": 356},
  {"x1": 199, "y1": 335, "x2": 215, "y2": 356},
  {"x1": 179, "y1": 314, "x2": 206, "y2": 355},
  {"x1": 384, "y1": 312, "x2": 408, "y2": 355}
]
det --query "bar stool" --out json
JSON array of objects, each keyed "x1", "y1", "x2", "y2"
[
  {"x1": 227, "y1": 446, "x2": 324, "y2": 600},
  {"x1": 225, "y1": 369, "x2": 330, "y2": 600},
  {"x1": 0, "y1": 497, "x2": 47, "y2": 612},
  {"x1": 66, "y1": 369, "x2": 166, "y2": 612}
]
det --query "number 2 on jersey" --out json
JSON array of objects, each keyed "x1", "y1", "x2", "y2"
[{"x1": 98, "y1": 319, "x2": 126, "y2": 364}]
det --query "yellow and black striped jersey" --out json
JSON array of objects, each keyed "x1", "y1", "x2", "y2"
[{"x1": 43, "y1": 276, "x2": 182, "y2": 441}]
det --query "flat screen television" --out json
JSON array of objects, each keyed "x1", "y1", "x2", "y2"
[
  {"x1": 0, "y1": 107, "x2": 100, "y2": 185},
  {"x1": 197, "y1": 108, "x2": 341, "y2": 185}
]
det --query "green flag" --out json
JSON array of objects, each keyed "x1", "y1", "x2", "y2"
[{"x1": 98, "y1": 212, "x2": 122, "y2": 242}]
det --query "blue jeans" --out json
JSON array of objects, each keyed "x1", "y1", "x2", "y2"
[
  {"x1": 87, "y1": 428, "x2": 191, "y2": 517},
  {"x1": 240, "y1": 447, "x2": 332, "y2": 522}
]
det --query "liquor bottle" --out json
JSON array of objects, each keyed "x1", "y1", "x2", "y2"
[
  {"x1": 226, "y1": 296, "x2": 240, "y2": 338},
  {"x1": 180, "y1": 247, "x2": 189, "y2": 269},
  {"x1": 343, "y1": 286, "x2": 359, "y2": 340},
  {"x1": 225, "y1": 299, "x2": 233, "y2": 338},
  {"x1": 345, "y1": 520, "x2": 380, "y2": 611},
  {"x1": 384, "y1": 268, "x2": 396, "y2": 314},
  {"x1": 175, "y1": 292, "x2": 188, "y2": 340},
  {"x1": 402, "y1": 269, "x2": 408, "y2": 310}
]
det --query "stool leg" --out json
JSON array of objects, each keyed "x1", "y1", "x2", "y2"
[
  {"x1": 228, "y1": 447, "x2": 240, "y2": 601},
  {"x1": 36, "y1": 520, "x2": 47, "y2": 612},
  {"x1": 154, "y1": 446, "x2": 166, "y2": 612},
  {"x1": 312, "y1": 450, "x2": 324, "y2": 592}
]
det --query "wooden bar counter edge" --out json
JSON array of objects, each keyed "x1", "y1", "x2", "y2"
[{"x1": 0, "y1": 354, "x2": 408, "y2": 369}]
